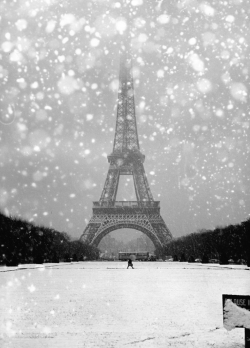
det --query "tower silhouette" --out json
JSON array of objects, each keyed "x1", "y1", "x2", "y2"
[{"x1": 80, "y1": 25, "x2": 172, "y2": 249}]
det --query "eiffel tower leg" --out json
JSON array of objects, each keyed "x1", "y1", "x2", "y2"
[
  {"x1": 99, "y1": 168, "x2": 120, "y2": 203},
  {"x1": 80, "y1": 221, "x2": 102, "y2": 245},
  {"x1": 133, "y1": 163, "x2": 154, "y2": 201}
]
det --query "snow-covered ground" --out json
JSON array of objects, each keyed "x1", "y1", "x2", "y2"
[{"x1": 0, "y1": 262, "x2": 249, "y2": 348}]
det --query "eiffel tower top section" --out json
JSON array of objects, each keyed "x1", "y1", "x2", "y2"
[{"x1": 109, "y1": 18, "x2": 144, "y2": 163}]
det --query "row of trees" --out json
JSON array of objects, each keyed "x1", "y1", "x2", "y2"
[
  {"x1": 0, "y1": 211, "x2": 99, "y2": 266},
  {"x1": 163, "y1": 218, "x2": 250, "y2": 266}
]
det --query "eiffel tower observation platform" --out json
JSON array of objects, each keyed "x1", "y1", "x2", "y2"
[
  {"x1": 92, "y1": 200, "x2": 161, "y2": 215},
  {"x1": 80, "y1": 9, "x2": 173, "y2": 250},
  {"x1": 93, "y1": 201, "x2": 160, "y2": 209}
]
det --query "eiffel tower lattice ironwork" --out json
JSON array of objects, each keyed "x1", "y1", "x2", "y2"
[{"x1": 80, "y1": 36, "x2": 172, "y2": 249}]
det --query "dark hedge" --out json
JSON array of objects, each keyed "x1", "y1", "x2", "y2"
[
  {"x1": 0, "y1": 211, "x2": 99, "y2": 265},
  {"x1": 163, "y1": 218, "x2": 250, "y2": 266}
]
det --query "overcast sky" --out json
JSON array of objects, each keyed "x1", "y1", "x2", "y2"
[{"x1": 0, "y1": 0, "x2": 249, "y2": 240}]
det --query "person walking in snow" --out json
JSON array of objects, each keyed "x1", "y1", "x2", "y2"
[{"x1": 127, "y1": 258, "x2": 134, "y2": 269}]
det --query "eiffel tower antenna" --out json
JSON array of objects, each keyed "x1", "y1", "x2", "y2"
[{"x1": 80, "y1": 4, "x2": 172, "y2": 249}]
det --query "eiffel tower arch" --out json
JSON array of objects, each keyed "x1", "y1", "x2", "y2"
[
  {"x1": 81, "y1": 203, "x2": 171, "y2": 249},
  {"x1": 80, "y1": 24, "x2": 173, "y2": 250}
]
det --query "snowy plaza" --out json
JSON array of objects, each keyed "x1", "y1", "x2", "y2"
[{"x1": 1, "y1": 261, "x2": 249, "y2": 348}]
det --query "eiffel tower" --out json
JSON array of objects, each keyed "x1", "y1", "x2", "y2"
[{"x1": 80, "y1": 25, "x2": 172, "y2": 250}]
